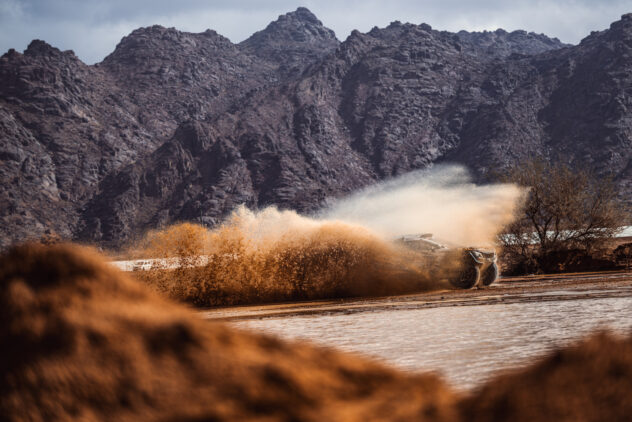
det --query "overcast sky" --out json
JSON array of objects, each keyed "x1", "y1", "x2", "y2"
[{"x1": 1, "y1": 0, "x2": 630, "y2": 64}]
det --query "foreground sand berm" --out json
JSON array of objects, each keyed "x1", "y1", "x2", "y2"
[
  {"x1": 0, "y1": 243, "x2": 456, "y2": 421},
  {"x1": 1, "y1": 243, "x2": 632, "y2": 421}
]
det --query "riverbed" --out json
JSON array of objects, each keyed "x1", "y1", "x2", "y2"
[{"x1": 203, "y1": 271, "x2": 632, "y2": 390}]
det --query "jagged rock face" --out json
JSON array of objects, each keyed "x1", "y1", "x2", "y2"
[
  {"x1": 2, "y1": 8, "x2": 631, "y2": 248},
  {"x1": 456, "y1": 28, "x2": 569, "y2": 58},
  {"x1": 100, "y1": 26, "x2": 276, "y2": 137},
  {"x1": 78, "y1": 122, "x2": 258, "y2": 242},
  {"x1": 443, "y1": 13, "x2": 632, "y2": 181},
  {"x1": 240, "y1": 7, "x2": 340, "y2": 76},
  {"x1": 0, "y1": 8, "x2": 340, "y2": 247},
  {"x1": 0, "y1": 41, "x2": 158, "y2": 245}
]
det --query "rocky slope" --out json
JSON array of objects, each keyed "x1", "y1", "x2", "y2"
[
  {"x1": 1, "y1": 8, "x2": 631, "y2": 248},
  {"x1": 0, "y1": 8, "x2": 339, "y2": 246}
]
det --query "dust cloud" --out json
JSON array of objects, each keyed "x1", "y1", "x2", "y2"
[
  {"x1": 323, "y1": 165, "x2": 523, "y2": 247},
  {"x1": 133, "y1": 209, "x2": 440, "y2": 306},
  {"x1": 130, "y1": 165, "x2": 523, "y2": 306}
]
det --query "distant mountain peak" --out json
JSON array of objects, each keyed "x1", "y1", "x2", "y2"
[
  {"x1": 243, "y1": 7, "x2": 338, "y2": 45},
  {"x1": 609, "y1": 13, "x2": 632, "y2": 36},
  {"x1": 25, "y1": 39, "x2": 65, "y2": 57},
  {"x1": 101, "y1": 24, "x2": 235, "y2": 69},
  {"x1": 288, "y1": 7, "x2": 322, "y2": 25},
  {"x1": 239, "y1": 7, "x2": 339, "y2": 72}
]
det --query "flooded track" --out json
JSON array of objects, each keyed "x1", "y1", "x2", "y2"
[{"x1": 202, "y1": 271, "x2": 632, "y2": 390}]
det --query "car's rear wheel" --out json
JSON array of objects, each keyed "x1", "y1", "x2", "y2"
[
  {"x1": 481, "y1": 262, "x2": 499, "y2": 286},
  {"x1": 449, "y1": 264, "x2": 480, "y2": 289}
]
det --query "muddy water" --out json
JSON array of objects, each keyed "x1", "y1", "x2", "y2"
[{"x1": 233, "y1": 295, "x2": 632, "y2": 390}]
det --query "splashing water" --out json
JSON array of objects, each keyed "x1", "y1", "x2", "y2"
[{"x1": 130, "y1": 165, "x2": 523, "y2": 306}]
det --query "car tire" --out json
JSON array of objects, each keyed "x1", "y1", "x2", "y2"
[
  {"x1": 481, "y1": 262, "x2": 499, "y2": 286},
  {"x1": 450, "y1": 264, "x2": 480, "y2": 289}
]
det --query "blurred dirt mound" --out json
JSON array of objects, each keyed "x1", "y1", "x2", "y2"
[
  {"x1": 0, "y1": 243, "x2": 457, "y2": 422},
  {"x1": 461, "y1": 332, "x2": 632, "y2": 422},
  {"x1": 3, "y1": 243, "x2": 632, "y2": 422}
]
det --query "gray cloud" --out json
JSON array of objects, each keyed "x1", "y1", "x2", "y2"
[{"x1": 1, "y1": 0, "x2": 630, "y2": 64}]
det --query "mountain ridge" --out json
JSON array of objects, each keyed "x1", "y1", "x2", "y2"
[{"x1": 1, "y1": 8, "x2": 630, "y2": 248}]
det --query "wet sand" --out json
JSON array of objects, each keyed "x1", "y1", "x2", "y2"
[{"x1": 201, "y1": 270, "x2": 632, "y2": 321}]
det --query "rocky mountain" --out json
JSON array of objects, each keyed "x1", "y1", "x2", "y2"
[
  {"x1": 456, "y1": 28, "x2": 569, "y2": 58},
  {"x1": 0, "y1": 8, "x2": 339, "y2": 246},
  {"x1": 240, "y1": 7, "x2": 340, "y2": 76},
  {"x1": 1, "y1": 8, "x2": 631, "y2": 248}
]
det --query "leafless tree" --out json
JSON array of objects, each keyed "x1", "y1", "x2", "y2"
[{"x1": 499, "y1": 158, "x2": 628, "y2": 273}]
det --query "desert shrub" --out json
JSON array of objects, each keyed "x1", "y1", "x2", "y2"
[
  {"x1": 498, "y1": 158, "x2": 627, "y2": 274},
  {"x1": 614, "y1": 242, "x2": 632, "y2": 269}
]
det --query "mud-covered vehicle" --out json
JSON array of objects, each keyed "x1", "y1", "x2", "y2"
[{"x1": 395, "y1": 234, "x2": 498, "y2": 289}]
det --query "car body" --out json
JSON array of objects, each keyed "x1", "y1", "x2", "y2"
[{"x1": 394, "y1": 233, "x2": 498, "y2": 289}]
